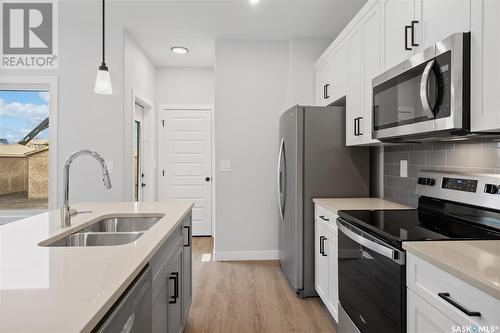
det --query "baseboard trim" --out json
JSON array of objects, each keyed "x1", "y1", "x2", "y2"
[{"x1": 213, "y1": 250, "x2": 280, "y2": 261}]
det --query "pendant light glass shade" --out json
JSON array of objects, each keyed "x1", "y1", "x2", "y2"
[
  {"x1": 95, "y1": 0, "x2": 112, "y2": 94},
  {"x1": 94, "y1": 66, "x2": 112, "y2": 94}
]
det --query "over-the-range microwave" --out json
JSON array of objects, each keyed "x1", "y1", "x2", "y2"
[{"x1": 372, "y1": 32, "x2": 470, "y2": 142}]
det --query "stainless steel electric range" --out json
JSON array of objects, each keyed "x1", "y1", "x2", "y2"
[{"x1": 336, "y1": 170, "x2": 500, "y2": 333}]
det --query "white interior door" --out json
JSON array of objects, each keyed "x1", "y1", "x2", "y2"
[
  {"x1": 161, "y1": 108, "x2": 213, "y2": 236},
  {"x1": 133, "y1": 103, "x2": 145, "y2": 201}
]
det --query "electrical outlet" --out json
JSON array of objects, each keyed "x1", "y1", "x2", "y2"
[{"x1": 400, "y1": 160, "x2": 408, "y2": 178}]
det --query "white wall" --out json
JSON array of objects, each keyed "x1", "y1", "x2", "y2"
[
  {"x1": 288, "y1": 37, "x2": 332, "y2": 106},
  {"x1": 213, "y1": 40, "x2": 289, "y2": 260},
  {"x1": 56, "y1": 1, "x2": 126, "y2": 204},
  {"x1": 123, "y1": 32, "x2": 157, "y2": 201},
  {"x1": 156, "y1": 67, "x2": 214, "y2": 105}
]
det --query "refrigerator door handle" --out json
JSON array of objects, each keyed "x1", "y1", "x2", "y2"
[{"x1": 277, "y1": 138, "x2": 285, "y2": 222}]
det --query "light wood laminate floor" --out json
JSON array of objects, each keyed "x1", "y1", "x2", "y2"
[{"x1": 185, "y1": 237, "x2": 336, "y2": 333}]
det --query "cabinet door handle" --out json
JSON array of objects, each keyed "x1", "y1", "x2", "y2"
[
  {"x1": 405, "y1": 25, "x2": 412, "y2": 50},
  {"x1": 319, "y1": 236, "x2": 324, "y2": 255},
  {"x1": 183, "y1": 225, "x2": 191, "y2": 247},
  {"x1": 438, "y1": 293, "x2": 481, "y2": 317},
  {"x1": 324, "y1": 84, "x2": 330, "y2": 99},
  {"x1": 321, "y1": 237, "x2": 328, "y2": 256},
  {"x1": 411, "y1": 20, "x2": 419, "y2": 47},
  {"x1": 319, "y1": 215, "x2": 330, "y2": 222},
  {"x1": 357, "y1": 117, "x2": 363, "y2": 136},
  {"x1": 354, "y1": 117, "x2": 358, "y2": 136},
  {"x1": 169, "y1": 272, "x2": 179, "y2": 304}
]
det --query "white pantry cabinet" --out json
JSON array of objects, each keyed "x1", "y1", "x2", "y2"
[
  {"x1": 407, "y1": 253, "x2": 500, "y2": 333},
  {"x1": 470, "y1": 0, "x2": 500, "y2": 132},
  {"x1": 315, "y1": 43, "x2": 347, "y2": 107},
  {"x1": 314, "y1": 204, "x2": 339, "y2": 322}
]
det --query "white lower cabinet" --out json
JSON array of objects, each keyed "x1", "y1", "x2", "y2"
[
  {"x1": 408, "y1": 289, "x2": 458, "y2": 333},
  {"x1": 407, "y1": 253, "x2": 500, "y2": 333},
  {"x1": 314, "y1": 204, "x2": 339, "y2": 322}
]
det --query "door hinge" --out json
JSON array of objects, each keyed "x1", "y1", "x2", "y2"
[{"x1": 161, "y1": 119, "x2": 165, "y2": 127}]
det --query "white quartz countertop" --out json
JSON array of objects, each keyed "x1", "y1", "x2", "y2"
[
  {"x1": 312, "y1": 197, "x2": 410, "y2": 214},
  {"x1": 403, "y1": 240, "x2": 500, "y2": 300},
  {"x1": 0, "y1": 201, "x2": 193, "y2": 333}
]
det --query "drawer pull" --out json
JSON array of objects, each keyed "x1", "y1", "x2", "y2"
[
  {"x1": 438, "y1": 293, "x2": 481, "y2": 317},
  {"x1": 319, "y1": 215, "x2": 330, "y2": 222}
]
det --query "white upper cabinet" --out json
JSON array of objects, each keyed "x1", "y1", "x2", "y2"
[
  {"x1": 381, "y1": 0, "x2": 414, "y2": 71},
  {"x1": 471, "y1": 0, "x2": 500, "y2": 132},
  {"x1": 330, "y1": 43, "x2": 348, "y2": 102},
  {"x1": 413, "y1": 0, "x2": 470, "y2": 52},
  {"x1": 361, "y1": 3, "x2": 382, "y2": 145},
  {"x1": 316, "y1": 59, "x2": 333, "y2": 106},
  {"x1": 346, "y1": 24, "x2": 363, "y2": 146}
]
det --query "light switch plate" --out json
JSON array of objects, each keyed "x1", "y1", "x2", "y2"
[
  {"x1": 219, "y1": 160, "x2": 232, "y2": 172},
  {"x1": 106, "y1": 160, "x2": 114, "y2": 174},
  {"x1": 400, "y1": 160, "x2": 408, "y2": 178}
]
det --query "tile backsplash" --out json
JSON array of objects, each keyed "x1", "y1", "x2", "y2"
[{"x1": 383, "y1": 139, "x2": 500, "y2": 207}]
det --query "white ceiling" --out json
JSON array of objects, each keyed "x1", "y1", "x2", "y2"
[{"x1": 114, "y1": 0, "x2": 366, "y2": 67}]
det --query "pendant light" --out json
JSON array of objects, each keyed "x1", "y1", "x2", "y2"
[{"x1": 94, "y1": 0, "x2": 112, "y2": 94}]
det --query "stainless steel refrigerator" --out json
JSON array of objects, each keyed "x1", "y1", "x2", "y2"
[{"x1": 278, "y1": 105, "x2": 370, "y2": 297}]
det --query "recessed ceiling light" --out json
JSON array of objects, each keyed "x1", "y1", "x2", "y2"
[
  {"x1": 249, "y1": 0, "x2": 260, "y2": 5},
  {"x1": 171, "y1": 46, "x2": 188, "y2": 54}
]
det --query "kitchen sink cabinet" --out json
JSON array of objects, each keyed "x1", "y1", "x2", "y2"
[{"x1": 151, "y1": 214, "x2": 192, "y2": 333}]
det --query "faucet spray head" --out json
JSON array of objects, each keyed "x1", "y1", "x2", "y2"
[{"x1": 103, "y1": 172, "x2": 112, "y2": 189}]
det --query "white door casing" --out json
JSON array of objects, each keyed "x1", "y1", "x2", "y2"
[{"x1": 160, "y1": 107, "x2": 213, "y2": 236}]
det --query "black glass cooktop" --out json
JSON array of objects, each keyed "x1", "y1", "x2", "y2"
[{"x1": 338, "y1": 199, "x2": 500, "y2": 249}]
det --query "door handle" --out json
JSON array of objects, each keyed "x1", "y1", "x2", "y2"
[
  {"x1": 438, "y1": 293, "x2": 481, "y2": 317},
  {"x1": 319, "y1": 236, "x2": 325, "y2": 255},
  {"x1": 169, "y1": 272, "x2": 179, "y2": 304},
  {"x1": 183, "y1": 225, "x2": 191, "y2": 247},
  {"x1": 277, "y1": 138, "x2": 285, "y2": 222},
  {"x1": 411, "y1": 20, "x2": 419, "y2": 47},
  {"x1": 337, "y1": 219, "x2": 405, "y2": 265},
  {"x1": 321, "y1": 237, "x2": 328, "y2": 256},
  {"x1": 323, "y1": 84, "x2": 330, "y2": 99},
  {"x1": 405, "y1": 25, "x2": 412, "y2": 50},
  {"x1": 420, "y1": 59, "x2": 437, "y2": 119},
  {"x1": 357, "y1": 117, "x2": 363, "y2": 136},
  {"x1": 319, "y1": 215, "x2": 330, "y2": 222}
]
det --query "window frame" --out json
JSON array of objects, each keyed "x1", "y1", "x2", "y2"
[{"x1": 0, "y1": 76, "x2": 58, "y2": 217}]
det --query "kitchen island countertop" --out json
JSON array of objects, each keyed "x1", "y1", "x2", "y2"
[{"x1": 0, "y1": 201, "x2": 193, "y2": 333}]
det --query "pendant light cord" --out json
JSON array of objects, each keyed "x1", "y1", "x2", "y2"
[{"x1": 100, "y1": 0, "x2": 107, "y2": 70}]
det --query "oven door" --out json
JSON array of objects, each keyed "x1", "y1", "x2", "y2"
[
  {"x1": 337, "y1": 218, "x2": 405, "y2": 333},
  {"x1": 372, "y1": 33, "x2": 467, "y2": 140}
]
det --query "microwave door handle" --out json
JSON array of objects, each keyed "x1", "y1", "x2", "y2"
[
  {"x1": 337, "y1": 219, "x2": 405, "y2": 265},
  {"x1": 420, "y1": 59, "x2": 436, "y2": 119},
  {"x1": 277, "y1": 138, "x2": 285, "y2": 222}
]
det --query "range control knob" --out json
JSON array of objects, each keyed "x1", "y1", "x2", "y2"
[{"x1": 484, "y1": 184, "x2": 499, "y2": 194}]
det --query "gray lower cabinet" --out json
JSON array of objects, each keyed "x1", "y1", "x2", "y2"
[
  {"x1": 151, "y1": 214, "x2": 192, "y2": 333},
  {"x1": 181, "y1": 217, "x2": 192, "y2": 327}
]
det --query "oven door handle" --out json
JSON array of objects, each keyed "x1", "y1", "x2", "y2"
[
  {"x1": 337, "y1": 219, "x2": 405, "y2": 265},
  {"x1": 420, "y1": 59, "x2": 437, "y2": 119}
]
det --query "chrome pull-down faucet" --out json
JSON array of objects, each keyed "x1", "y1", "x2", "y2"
[{"x1": 62, "y1": 149, "x2": 112, "y2": 227}]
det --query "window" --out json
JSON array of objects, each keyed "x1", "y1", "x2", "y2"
[{"x1": 0, "y1": 90, "x2": 50, "y2": 210}]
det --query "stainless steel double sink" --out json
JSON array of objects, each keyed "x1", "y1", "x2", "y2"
[{"x1": 45, "y1": 216, "x2": 163, "y2": 247}]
